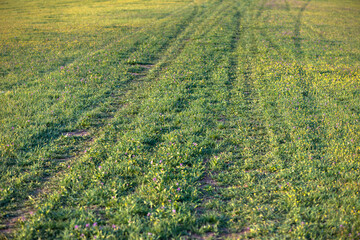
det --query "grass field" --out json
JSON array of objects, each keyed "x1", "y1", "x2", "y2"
[{"x1": 0, "y1": 0, "x2": 359, "y2": 239}]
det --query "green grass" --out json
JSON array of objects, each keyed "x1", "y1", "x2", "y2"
[{"x1": 0, "y1": 0, "x2": 359, "y2": 239}]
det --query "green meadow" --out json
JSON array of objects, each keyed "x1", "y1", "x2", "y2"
[{"x1": 0, "y1": 0, "x2": 359, "y2": 239}]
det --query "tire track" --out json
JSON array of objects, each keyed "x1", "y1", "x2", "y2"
[{"x1": 0, "y1": 3, "x2": 204, "y2": 237}]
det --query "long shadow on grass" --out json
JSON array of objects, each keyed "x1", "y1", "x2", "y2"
[
  {"x1": 292, "y1": 0, "x2": 328, "y2": 159},
  {"x1": 292, "y1": 0, "x2": 311, "y2": 60},
  {"x1": 255, "y1": 0, "x2": 266, "y2": 19},
  {"x1": 193, "y1": 5, "x2": 256, "y2": 236}
]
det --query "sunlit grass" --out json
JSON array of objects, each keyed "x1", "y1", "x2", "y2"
[{"x1": 0, "y1": 0, "x2": 359, "y2": 239}]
